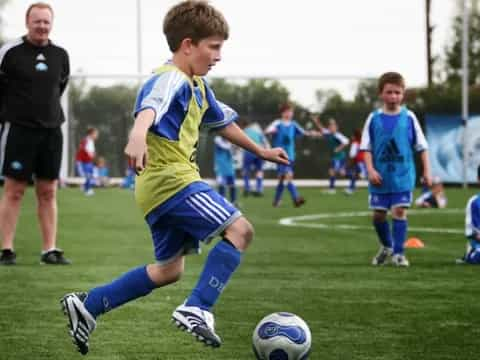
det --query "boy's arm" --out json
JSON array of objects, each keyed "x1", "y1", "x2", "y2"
[
  {"x1": 124, "y1": 108, "x2": 155, "y2": 174},
  {"x1": 363, "y1": 151, "x2": 382, "y2": 185},
  {"x1": 218, "y1": 122, "x2": 289, "y2": 165},
  {"x1": 419, "y1": 151, "x2": 432, "y2": 187}
]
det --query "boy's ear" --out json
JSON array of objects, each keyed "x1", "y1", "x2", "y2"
[{"x1": 180, "y1": 38, "x2": 194, "y2": 55}]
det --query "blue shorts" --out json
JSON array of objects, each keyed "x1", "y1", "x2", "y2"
[
  {"x1": 76, "y1": 161, "x2": 94, "y2": 177},
  {"x1": 243, "y1": 152, "x2": 264, "y2": 173},
  {"x1": 369, "y1": 191, "x2": 413, "y2": 210},
  {"x1": 216, "y1": 175, "x2": 235, "y2": 186},
  {"x1": 330, "y1": 159, "x2": 346, "y2": 172},
  {"x1": 147, "y1": 188, "x2": 242, "y2": 265},
  {"x1": 277, "y1": 162, "x2": 294, "y2": 176}
]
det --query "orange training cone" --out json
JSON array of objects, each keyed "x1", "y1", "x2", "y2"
[{"x1": 405, "y1": 237, "x2": 425, "y2": 248}]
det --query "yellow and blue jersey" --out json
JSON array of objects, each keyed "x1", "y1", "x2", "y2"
[{"x1": 133, "y1": 63, "x2": 237, "y2": 216}]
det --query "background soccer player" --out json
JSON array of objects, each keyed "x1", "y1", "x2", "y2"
[
  {"x1": 313, "y1": 117, "x2": 349, "y2": 194},
  {"x1": 214, "y1": 135, "x2": 237, "y2": 204},
  {"x1": 456, "y1": 165, "x2": 480, "y2": 264},
  {"x1": 360, "y1": 72, "x2": 431, "y2": 267},
  {"x1": 241, "y1": 119, "x2": 269, "y2": 197},
  {"x1": 266, "y1": 103, "x2": 319, "y2": 207}
]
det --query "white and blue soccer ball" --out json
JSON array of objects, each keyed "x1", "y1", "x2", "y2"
[{"x1": 252, "y1": 312, "x2": 312, "y2": 360}]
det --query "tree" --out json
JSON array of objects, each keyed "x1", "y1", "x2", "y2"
[
  {"x1": 69, "y1": 82, "x2": 138, "y2": 176},
  {"x1": 443, "y1": 1, "x2": 480, "y2": 85}
]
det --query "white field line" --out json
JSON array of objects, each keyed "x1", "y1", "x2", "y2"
[{"x1": 278, "y1": 209, "x2": 464, "y2": 234}]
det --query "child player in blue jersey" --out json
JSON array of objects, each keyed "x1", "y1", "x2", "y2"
[
  {"x1": 266, "y1": 103, "x2": 318, "y2": 207},
  {"x1": 241, "y1": 119, "x2": 268, "y2": 197},
  {"x1": 313, "y1": 117, "x2": 349, "y2": 194},
  {"x1": 456, "y1": 165, "x2": 480, "y2": 264},
  {"x1": 214, "y1": 135, "x2": 237, "y2": 204},
  {"x1": 360, "y1": 72, "x2": 431, "y2": 267},
  {"x1": 60, "y1": 1, "x2": 288, "y2": 355}
]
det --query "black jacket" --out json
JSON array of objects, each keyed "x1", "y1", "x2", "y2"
[{"x1": 0, "y1": 36, "x2": 69, "y2": 128}]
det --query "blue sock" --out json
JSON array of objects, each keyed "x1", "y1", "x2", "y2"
[
  {"x1": 392, "y1": 219, "x2": 408, "y2": 255},
  {"x1": 84, "y1": 266, "x2": 157, "y2": 318},
  {"x1": 349, "y1": 174, "x2": 356, "y2": 190},
  {"x1": 329, "y1": 176, "x2": 335, "y2": 189},
  {"x1": 243, "y1": 174, "x2": 250, "y2": 193},
  {"x1": 256, "y1": 177, "x2": 263, "y2": 193},
  {"x1": 274, "y1": 181, "x2": 285, "y2": 204},
  {"x1": 286, "y1": 182, "x2": 299, "y2": 201},
  {"x1": 218, "y1": 184, "x2": 226, "y2": 197},
  {"x1": 186, "y1": 240, "x2": 242, "y2": 311},
  {"x1": 373, "y1": 221, "x2": 392, "y2": 248},
  {"x1": 229, "y1": 186, "x2": 237, "y2": 203}
]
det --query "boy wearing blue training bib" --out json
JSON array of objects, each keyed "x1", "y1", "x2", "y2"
[{"x1": 360, "y1": 72, "x2": 432, "y2": 267}]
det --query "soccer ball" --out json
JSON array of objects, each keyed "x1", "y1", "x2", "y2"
[{"x1": 252, "y1": 312, "x2": 311, "y2": 360}]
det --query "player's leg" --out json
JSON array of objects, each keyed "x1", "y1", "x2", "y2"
[
  {"x1": 172, "y1": 189, "x2": 244, "y2": 347},
  {"x1": 216, "y1": 175, "x2": 226, "y2": 197},
  {"x1": 285, "y1": 171, "x2": 304, "y2": 207},
  {"x1": 0, "y1": 123, "x2": 37, "y2": 264},
  {"x1": 273, "y1": 167, "x2": 287, "y2": 207},
  {"x1": 253, "y1": 158, "x2": 264, "y2": 196},
  {"x1": 62, "y1": 256, "x2": 182, "y2": 354},
  {"x1": 328, "y1": 161, "x2": 336, "y2": 192},
  {"x1": 242, "y1": 155, "x2": 251, "y2": 196},
  {"x1": 370, "y1": 194, "x2": 393, "y2": 265},
  {"x1": 83, "y1": 162, "x2": 95, "y2": 195},
  {"x1": 35, "y1": 179, "x2": 70, "y2": 264},
  {"x1": 226, "y1": 175, "x2": 237, "y2": 204},
  {"x1": 0, "y1": 178, "x2": 27, "y2": 265},
  {"x1": 391, "y1": 206, "x2": 409, "y2": 267}
]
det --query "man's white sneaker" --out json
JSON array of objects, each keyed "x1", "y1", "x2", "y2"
[
  {"x1": 172, "y1": 304, "x2": 222, "y2": 348},
  {"x1": 391, "y1": 254, "x2": 410, "y2": 267},
  {"x1": 61, "y1": 292, "x2": 97, "y2": 355},
  {"x1": 372, "y1": 246, "x2": 393, "y2": 266}
]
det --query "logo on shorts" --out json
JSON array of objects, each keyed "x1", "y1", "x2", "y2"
[
  {"x1": 35, "y1": 62, "x2": 48, "y2": 71},
  {"x1": 10, "y1": 161, "x2": 23, "y2": 171}
]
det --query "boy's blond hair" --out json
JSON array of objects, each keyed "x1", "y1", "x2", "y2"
[
  {"x1": 378, "y1": 72, "x2": 405, "y2": 93},
  {"x1": 163, "y1": 0, "x2": 229, "y2": 52}
]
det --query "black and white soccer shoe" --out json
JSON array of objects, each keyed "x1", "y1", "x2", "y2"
[
  {"x1": 172, "y1": 304, "x2": 222, "y2": 348},
  {"x1": 61, "y1": 292, "x2": 96, "y2": 355}
]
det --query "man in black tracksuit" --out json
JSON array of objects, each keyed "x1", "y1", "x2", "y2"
[{"x1": 0, "y1": 3, "x2": 71, "y2": 265}]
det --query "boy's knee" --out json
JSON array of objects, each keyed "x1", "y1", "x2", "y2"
[
  {"x1": 392, "y1": 207, "x2": 407, "y2": 219},
  {"x1": 373, "y1": 210, "x2": 387, "y2": 222},
  {"x1": 225, "y1": 217, "x2": 254, "y2": 251}
]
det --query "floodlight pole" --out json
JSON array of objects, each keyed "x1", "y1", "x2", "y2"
[{"x1": 462, "y1": 0, "x2": 469, "y2": 188}]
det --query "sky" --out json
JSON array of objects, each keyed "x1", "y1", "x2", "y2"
[{"x1": 1, "y1": 0, "x2": 457, "y2": 108}]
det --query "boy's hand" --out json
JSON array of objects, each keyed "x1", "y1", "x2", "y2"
[
  {"x1": 422, "y1": 173, "x2": 432, "y2": 187},
  {"x1": 260, "y1": 147, "x2": 289, "y2": 165},
  {"x1": 124, "y1": 136, "x2": 148, "y2": 174},
  {"x1": 368, "y1": 168, "x2": 382, "y2": 185}
]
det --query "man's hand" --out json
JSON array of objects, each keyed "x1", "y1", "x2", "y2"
[
  {"x1": 124, "y1": 135, "x2": 148, "y2": 175},
  {"x1": 260, "y1": 147, "x2": 289, "y2": 165},
  {"x1": 368, "y1": 168, "x2": 382, "y2": 185}
]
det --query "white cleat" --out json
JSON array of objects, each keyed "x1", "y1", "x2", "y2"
[
  {"x1": 391, "y1": 254, "x2": 410, "y2": 267},
  {"x1": 372, "y1": 246, "x2": 393, "y2": 266},
  {"x1": 172, "y1": 304, "x2": 222, "y2": 348},
  {"x1": 61, "y1": 292, "x2": 96, "y2": 355}
]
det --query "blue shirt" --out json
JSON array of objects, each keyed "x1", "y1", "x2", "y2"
[{"x1": 266, "y1": 119, "x2": 305, "y2": 161}]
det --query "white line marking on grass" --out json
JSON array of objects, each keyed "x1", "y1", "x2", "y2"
[{"x1": 279, "y1": 209, "x2": 464, "y2": 234}]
